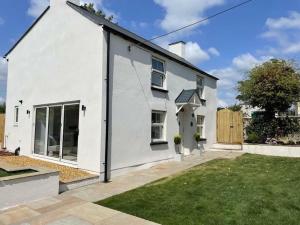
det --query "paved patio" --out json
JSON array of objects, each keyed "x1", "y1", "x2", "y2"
[{"x1": 0, "y1": 151, "x2": 243, "y2": 225}]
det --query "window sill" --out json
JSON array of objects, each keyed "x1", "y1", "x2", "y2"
[
  {"x1": 151, "y1": 86, "x2": 169, "y2": 93},
  {"x1": 198, "y1": 138, "x2": 207, "y2": 142},
  {"x1": 150, "y1": 141, "x2": 168, "y2": 146}
]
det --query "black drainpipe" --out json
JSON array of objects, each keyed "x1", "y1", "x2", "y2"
[{"x1": 104, "y1": 30, "x2": 111, "y2": 183}]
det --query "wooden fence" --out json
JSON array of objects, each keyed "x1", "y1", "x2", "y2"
[
  {"x1": 217, "y1": 109, "x2": 243, "y2": 144},
  {"x1": 0, "y1": 114, "x2": 5, "y2": 148}
]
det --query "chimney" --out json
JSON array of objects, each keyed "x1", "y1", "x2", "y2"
[
  {"x1": 169, "y1": 41, "x2": 186, "y2": 58},
  {"x1": 50, "y1": 0, "x2": 80, "y2": 7}
]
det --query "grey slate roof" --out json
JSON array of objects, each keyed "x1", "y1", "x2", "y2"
[
  {"x1": 4, "y1": 1, "x2": 218, "y2": 81},
  {"x1": 175, "y1": 89, "x2": 201, "y2": 104}
]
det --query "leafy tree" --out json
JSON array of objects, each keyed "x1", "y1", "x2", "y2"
[
  {"x1": 227, "y1": 104, "x2": 242, "y2": 112},
  {"x1": 82, "y1": 3, "x2": 113, "y2": 21},
  {"x1": 237, "y1": 59, "x2": 300, "y2": 141},
  {"x1": 0, "y1": 102, "x2": 5, "y2": 113},
  {"x1": 237, "y1": 59, "x2": 300, "y2": 116}
]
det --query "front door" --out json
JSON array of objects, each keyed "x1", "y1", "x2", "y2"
[
  {"x1": 178, "y1": 105, "x2": 196, "y2": 155},
  {"x1": 33, "y1": 103, "x2": 80, "y2": 163}
]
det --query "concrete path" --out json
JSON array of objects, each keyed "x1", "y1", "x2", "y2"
[{"x1": 0, "y1": 151, "x2": 243, "y2": 225}]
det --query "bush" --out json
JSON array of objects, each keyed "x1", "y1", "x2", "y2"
[
  {"x1": 194, "y1": 133, "x2": 201, "y2": 143},
  {"x1": 174, "y1": 135, "x2": 182, "y2": 145},
  {"x1": 246, "y1": 112, "x2": 300, "y2": 143},
  {"x1": 246, "y1": 132, "x2": 260, "y2": 143}
]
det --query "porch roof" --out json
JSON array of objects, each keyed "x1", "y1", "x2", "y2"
[{"x1": 175, "y1": 89, "x2": 201, "y2": 104}]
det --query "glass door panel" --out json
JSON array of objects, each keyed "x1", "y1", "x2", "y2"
[
  {"x1": 47, "y1": 106, "x2": 62, "y2": 158},
  {"x1": 62, "y1": 104, "x2": 79, "y2": 162},
  {"x1": 34, "y1": 108, "x2": 47, "y2": 155}
]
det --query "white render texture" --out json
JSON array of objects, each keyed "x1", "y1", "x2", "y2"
[
  {"x1": 243, "y1": 144, "x2": 300, "y2": 157},
  {"x1": 107, "y1": 34, "x2": 217, "y2": 176},
  {"x1": 0, "y1": 171, "x2": 59, "y2": 210},
  {"x1": 5, "y1": 1, "x2": 217, "y2": 177},
  {"x1": 5, "y1": 2, "x2": 104, "y2": 173},
  {"x1": 169, "y1": 42, "x2": 186, "y2": 58}
]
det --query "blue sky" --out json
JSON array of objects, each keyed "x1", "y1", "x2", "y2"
[{"x1": 1, "y1": 0, "x2": 300, "y2": 106}]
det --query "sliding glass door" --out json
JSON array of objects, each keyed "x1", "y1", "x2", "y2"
[
  {"x1": 34, "y1": 108, "x2": 47, "y2": 155},
  {"x1": 33, "y1": 103, "x2": 79, "y2": 163},
  {"x1": 62, "y1": 104, "x2": 79, "y2": 162},
  {"x1": 47, "y1": 106, "x2": 62, "y2": 159}
]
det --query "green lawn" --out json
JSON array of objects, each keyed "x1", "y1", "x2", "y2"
[
  {"x1": 0, "y1": 169, "x2": 36, "y2": 178},
  {"x1": 97, "y1": 154, "x2": 300, "y2": 225}
]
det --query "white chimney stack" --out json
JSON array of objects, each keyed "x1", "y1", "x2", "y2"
[
  {"x1": 169, "y1": 41, "x2": 186, "y2": 58},
  {"x1": 50, "y1": 0, "x2": 80, "y2": 7}
]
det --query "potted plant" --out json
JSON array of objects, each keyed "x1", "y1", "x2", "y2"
[
  {"x1": 194, "y1": 133, "x2": 204, "y2": 154},
  {"x1": 174, "y1": 135, "x2": 182, "y2": 153}
]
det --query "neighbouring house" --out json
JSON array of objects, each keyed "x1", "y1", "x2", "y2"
[{"x1": 3, "y1": 0, "x2": 218, "y2": 181}]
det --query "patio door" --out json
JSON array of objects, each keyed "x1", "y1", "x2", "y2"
[{"x1": 33, "y1": 103, "x2": 79, "y2": 163}]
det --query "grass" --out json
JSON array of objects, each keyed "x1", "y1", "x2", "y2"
[
  {"x1": 97, "y1": 154, "x2": 300, "y2": 225},
  {"x1": 0, "y1": 168, "x2": 36, "y2": 178}
]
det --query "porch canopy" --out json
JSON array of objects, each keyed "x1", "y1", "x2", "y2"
[{"x1": 175, "y1": 89, "x2": 201, "y2": 114}]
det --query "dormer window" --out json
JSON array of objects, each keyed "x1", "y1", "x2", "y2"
[{"x1": 151, "y1": 58, "x2": 165, "y2": 88}]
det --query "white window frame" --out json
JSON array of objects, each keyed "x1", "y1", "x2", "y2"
[
  {"x1": 14, "y1": 106, "x2": 19, "y2": 126},
  {"x1": 196, "y1": 115, "x2": 205, "y2": 138},
  {"x1": 151, "y1": 57, "x2": 166, "y2": 89},
  {"x1": 151, "y1": 110, "x2": 166, "y2": 142},
  {"x1": 196, "y1": 76, "x2": 204, "y2": 99}
]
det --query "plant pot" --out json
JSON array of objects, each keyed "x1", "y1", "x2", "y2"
[
  {"x1": 174, "y1": 153, "x2": 184, "y2": 162},
  {"x1": 175, "y1": 144, "x2": 182, "y2": 154},
  {"x1": 197, "y1": 142, "x2": 204, "y2": 155}
]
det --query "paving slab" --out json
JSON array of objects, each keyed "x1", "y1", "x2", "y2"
[{"x1": 0, "y1": 151, "x2": 243, "y2": 225}]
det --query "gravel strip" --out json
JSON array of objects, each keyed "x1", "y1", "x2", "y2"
[{"x1": 0, "y1": 156, "x2": 93, "y2": 183}]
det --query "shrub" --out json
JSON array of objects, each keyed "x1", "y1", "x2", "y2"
[
  {"x1": 174, "y1": 135, "x2": 182, "y2": 145},
  {"x1": 246, "y1": 132, "x2": 260, "y2": 143},
  {"x1": 246, "y1": 112, "x2": 300, "y2": 143},
  {"x1": 194, "y1": 133, "x2": 201, "y2": 143}
]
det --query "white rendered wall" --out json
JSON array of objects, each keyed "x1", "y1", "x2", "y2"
[
  {"x1": 5, "y1": 3, "x2": 104, "y2": 173},
  {"x1": 107, "y1": 33, "x2": 217, "y2": 175}
]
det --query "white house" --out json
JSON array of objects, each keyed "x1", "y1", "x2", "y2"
[{"x1": 3, "y1": 0, "x2": 218, "y2": 181}]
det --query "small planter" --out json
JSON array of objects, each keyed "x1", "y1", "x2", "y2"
[{"x1": 174, "y1": 153, "x2": 184, "y2": 162}]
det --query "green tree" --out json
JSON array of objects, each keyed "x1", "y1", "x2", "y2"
[
  {"x1": 237, "y1": 59, "x2": 300, "y2": 141},
  {"x1": 0, "y1": 102, "x2": 5, "y2": 113},
  {"x1": 237, "y1": 59, "x2": 300, "y2": 116},
  {"x1": 82, "y1": 3, "x2": 113, "y2": 21},
  {"x1": 227, "y1": 104, "x2": 242, "y2": 112}
]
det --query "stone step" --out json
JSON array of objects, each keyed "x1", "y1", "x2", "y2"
[{"x1": 211, "y1": 143, "x2": 242, "y2": 151}]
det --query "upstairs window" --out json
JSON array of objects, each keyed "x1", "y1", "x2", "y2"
[
  {"x1": 151, "y1": 111, "x2": 166, "y2": 141},
  {"x1": 14, "y1": 106, "x2": 19, "y2": 126},
  {"x1": 151, "y1": 58, "x2": 165, "y2": 88},
  {"x1": 196, "y1": 115, "x2": 205, "y2": 138},
  {"x1": 196, "y1": 76, "x2": 204, "y2": 98}
]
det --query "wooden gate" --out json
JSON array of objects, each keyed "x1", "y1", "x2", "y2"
[
  {"x1": 0, "y1": 114, "x2": 5, "y2": 148},
  {"x1": 217, "y1": 109, "x2": 243, "y2": 144}
]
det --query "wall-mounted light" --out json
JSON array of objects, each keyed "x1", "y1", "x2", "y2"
[
  {"x1": 26, "y1": 110, "x2": 30, "y2": 115},
  {"x1": 19, "y1": 100, "x2": 23, "y2": 105},
  {"x1": 82, "y1": 105, "x2": 87, "y2": 111},
  {"x1": 128, "y1": 45, "x2": 131, "y2": 52}
]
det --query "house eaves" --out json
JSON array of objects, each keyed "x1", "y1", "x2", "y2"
[{"x1": 66, "y1": 1, "x2": 219, "y2": 81}]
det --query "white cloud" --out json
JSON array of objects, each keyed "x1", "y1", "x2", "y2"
[
  {"x1": 0, "y1": 17, "x2": 4, "y2": 25},
  {"x1": 27, "y1": 0, "x2": 49, "y2": 18},
  {"x1": 208, "y1": 47, "x2": 220, "y2": 56},
  {"x1": 185, "y1": 42, "x2": 210, "y2": 64},
  {"x1": 218, "y1": 98, "x2": 228, "y2": 107},
  {"x1": 153, "y1": 0, "x2": 224, "y2": 32},
  {"x1": 266, "y1": 11, "x2": 300, "y2": 30},
  {"x1": 210, "y1": 53, "x2": 272, "y2": 106},
  {"x1": 262, "y1": 11, "x2": 300, "y2": 55}
]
